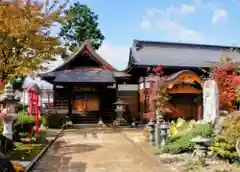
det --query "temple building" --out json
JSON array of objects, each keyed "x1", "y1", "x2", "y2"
[
  {"x1": 124, "y1": 40, "x2": 240, "y2": 121},
  {"x1": 39, "y1": 41, "x2": 131, "y2": 124},
  {"x1": 40, "y1": 40, "x2": 240, "y2": 124}
]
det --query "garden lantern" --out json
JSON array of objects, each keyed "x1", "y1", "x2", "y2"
[
  {"x1": 159, "y1": 122, "x2": 170, "y2": 147},
  {"x1": 147, "y1": 120, "x2": 155, "y2": 145},
  {"x1": 113, "y1": 99, "x2": 128, "y2": 126},
  {"x1": 0, "y1": 82, "x2": 20, "y2": 140},
  {"x1": 191, "y1": 136, "x2": 211, "y2": 161}
]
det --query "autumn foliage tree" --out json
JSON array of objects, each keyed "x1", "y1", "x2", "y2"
[
  {"x1": 210, "y1": 56, "x2": 238, "y2": 112},
  {"x1": 0, "y1": 0, "x2": 68, "y2": 82},
  {"x1": 143, "y1": 66, "x2": 171, "y2": 121}
]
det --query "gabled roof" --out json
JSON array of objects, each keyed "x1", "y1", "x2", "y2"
[
  {"x1": 53, "y1": 40, "x2": 116, "y2": 71},
  {"x1": 40, "y1": 69, "x2": 116, "y2": 84},
  {"x1": 125, "y1": 40, "x2": 240, "y2": 70}
]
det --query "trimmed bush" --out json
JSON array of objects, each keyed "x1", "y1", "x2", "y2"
[
  {"x1": 14, "y1": 111, "x2": 36, "y2": 133},
  {"x1": 43, "y1": 113, "x2": 66, "y2": 128},
  {"x1": 15, "y1": 111, "x2": 35, "y2": 125},
  {"x1": 162, "y1": 123, "x2": 214, "y2": 154},
  {"x1": 210, "y1": 115, "x2": 240, "y2": 161}
]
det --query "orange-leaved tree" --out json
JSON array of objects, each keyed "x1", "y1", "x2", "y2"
[
  {"x1": 210, "y1": 56, "x2": 238, "y2": 112},
  {"x1": 0, "y1": 0, "x2": 68, "y2": 82}
]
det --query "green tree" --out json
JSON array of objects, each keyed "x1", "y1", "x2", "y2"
[
  {"x1": 59, "y1": 2, "x2": 105, "y2": 53},
  {"x1": 0, "y1": 0, "x2": 68, "y2": 82}
]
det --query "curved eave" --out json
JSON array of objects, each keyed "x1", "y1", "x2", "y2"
[{"x1": 122, "y1": 48, "x2": 137, "y2": 73}]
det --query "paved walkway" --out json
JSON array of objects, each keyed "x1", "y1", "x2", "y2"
[{"x1": 32, "y1": 127, "x2": 174, "y2": 172}]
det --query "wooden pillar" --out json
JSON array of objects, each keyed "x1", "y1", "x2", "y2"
[
  {"x1": 196, "y1": 95, "x2": 203, "y2": 121},
  {"x1": 68, "y1": 86, "x2": 72, "y2": 116},
  {"x1": 197, "y1": 104, "x2": 203, "y2": 120},
  {"x1": 99, "y1": 85, "x2": 104, "y2": 121},
  {"x1": 143, "y1": 77, "x2": 146, "y2": 113},
  {"x1": 116, "y1": 83, "x2": 119, "y2": 99},
  {"x1": 53, "y1": 84, "x2": 56, "y2": 107}
]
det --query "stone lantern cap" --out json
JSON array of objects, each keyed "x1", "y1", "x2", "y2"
[
  {"x1": 0, "y1": 82, "x2": 20, "y2": 103},
  {"x1": 113, "y1": 99, "x2": 128, "y2": 106},
  {"x1": 190, "y1": 136, "x2": 212, "y2": 145}
]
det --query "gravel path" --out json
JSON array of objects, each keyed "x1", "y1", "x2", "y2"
[{"x1": 32, "y1": 127, "x2": 174, "y2": 172}]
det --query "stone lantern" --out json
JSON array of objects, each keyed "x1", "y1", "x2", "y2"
[
  {"x1": 191, "y1": 136, "x2": 211, "y2": 161},
  {"x1": 158, "y1": 122, "x2": 170, "y2": 147},
  {"x1": 0, "y1": 82, "x2": 20, "y2": 140},
  {"x1": 113, "y1": 99, "x2": 128, "y2": 126}
]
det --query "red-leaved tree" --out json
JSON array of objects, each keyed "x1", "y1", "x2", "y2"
[
  {"x1": 210, "y1": 56, "x2": 238, "y2": 112},
  {"x1": 142, "y1": 66, "x2": 171, "y2": 121}
]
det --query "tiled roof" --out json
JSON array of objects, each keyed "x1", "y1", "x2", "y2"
[
  {"x1": 41, "y1": 70, "x2": 116, "y2": 84},
  {"x1": 128, "y1": 40, "x2": 240, "y2": 68}
]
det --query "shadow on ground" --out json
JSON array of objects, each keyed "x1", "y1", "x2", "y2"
[
  {"x1": 67, "y1": 125, "x2": 142, "y2": 134},
  {"x1": 32, "y1": 139, "x2": 101, "y2": 172}
]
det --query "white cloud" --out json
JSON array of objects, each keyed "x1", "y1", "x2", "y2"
[
  {"x1": 141, "y1": 20, "x2": 151, "y2": 29},
  {"x1": 181, "y1": 4, "x2": 196, "y2": 13},
  {"x1": 142, "y1": 4, "x2": 196, "y2": 23},
  {"x1": 97, "y1": 43, "x2": 129, "y2": 70},
  {"x1": 141, "y1": 3, "x2": 202, "y2": 43},
  {"x1": 159, "y1": 21, "x2": 201, "y2": 42},
  {"x1": 212, "y1": 9, "x2": 228, "y2": 23}
]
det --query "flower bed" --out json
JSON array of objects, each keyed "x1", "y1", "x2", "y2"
[{"x1": 143, "y1": 117, "x2": 240, "y2": 172}]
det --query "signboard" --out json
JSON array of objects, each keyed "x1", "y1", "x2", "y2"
[{"x1": 73, "y1": 86, "x2": 96, "y2": 92}]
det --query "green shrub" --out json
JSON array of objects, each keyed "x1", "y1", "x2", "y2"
[
  {"x1": 43, "y1": 113, "x2": 66, "y2": 128},
  {"x1": 162, "y1": 123, "x2": 214, "y2": 154},
  {"x1": 14, "y1": 111, "x2": 42, "y2": 134},
  {"x1": 15, "y1": 111, "x2": 35, "y2": 126},
  {"x1": 210, "y1": 115, "x2": 240, "y2": 160}
]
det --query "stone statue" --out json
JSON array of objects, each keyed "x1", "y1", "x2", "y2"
[{"x1": 203, "y1": 80, "x2": 219, "y2": 123}]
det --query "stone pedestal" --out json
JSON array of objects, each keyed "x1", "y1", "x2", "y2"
[{"x1": 113, "y1": 112, "x2": 128, "y2": 126}]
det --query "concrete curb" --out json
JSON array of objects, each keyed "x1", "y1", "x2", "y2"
[
  {"x1": 122, "y1": 132, "x2": 179, "y2": 172},
  {"x1": 25, "y1": 125, "x2": 66, "y2": 172}
]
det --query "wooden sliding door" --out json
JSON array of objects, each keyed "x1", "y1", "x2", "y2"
[{"x1": 72, "y1": 93, "x2": 99, "y2": 112}]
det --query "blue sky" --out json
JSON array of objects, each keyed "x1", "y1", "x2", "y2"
[
  {"x1": 31, "y1": 0, "x2": 240, "y2": 88},
  {"x1": 50, "y1": 0, "x2": 240, "y2": 70}
]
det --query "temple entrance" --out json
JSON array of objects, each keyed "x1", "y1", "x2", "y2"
[
  {"x1": 168, "y1": 94, "x2": 200, "y2": 120},
  {"x1": 165, "y1": 70, "x2": 203, "y2": 121}
]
